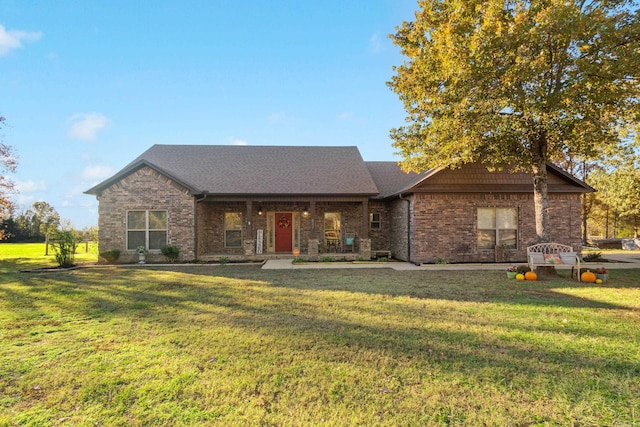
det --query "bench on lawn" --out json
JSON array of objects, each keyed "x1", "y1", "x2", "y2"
[{"x1": 527, "y1": 243, "x2": 581, "y2": 281}]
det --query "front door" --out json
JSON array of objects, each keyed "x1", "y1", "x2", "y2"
[{"x1": 275, "y1": 212, "x2": 293, "y2": 252}]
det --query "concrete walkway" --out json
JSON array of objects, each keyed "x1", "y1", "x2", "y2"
[{"x1": 262, "y1": 254, "x2": 640, "y2": 271}]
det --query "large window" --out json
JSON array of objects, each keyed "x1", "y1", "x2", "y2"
[
  {"x1": 127, "y1": 210, "x2": 167, "y2": 250},
  {"x1": 225, "y1": 212, "x2": 243, "y2": 248},
  {"x1": 477, "y1": 208, "x2": 517, "y2": 250}
]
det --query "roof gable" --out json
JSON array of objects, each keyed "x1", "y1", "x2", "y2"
[
  {"x1": 405, "y1": 162, "x2": 594, "y2": 194},
  {"x1": 86, "y1": 145, "x2": 379, "y2": 196}
]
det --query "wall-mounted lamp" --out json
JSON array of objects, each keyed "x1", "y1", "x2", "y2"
[
  {"x1": 258, "y1": 206, "x2": 263, "y2": 216},
  {"x1": 302, "y1": 208, "x2": 309, "y2": 217}
]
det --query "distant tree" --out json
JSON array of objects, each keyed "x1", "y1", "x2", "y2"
[
  {"x1": 591, "y1": 159, "x2": 640, "y2": 238},
  {"x1": 30, "y1": 201, "x2": 61, "y2": 240},
  {"x1": 388, "y1": 0, "x2": 640, "y2": 243},
  {"x1": 0, "y1": 116, "x2": 18, "y2": 240}
]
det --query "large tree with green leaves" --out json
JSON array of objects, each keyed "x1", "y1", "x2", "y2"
[{"x1": 388, "y1": 0, "x2": 640, "y2": 242}]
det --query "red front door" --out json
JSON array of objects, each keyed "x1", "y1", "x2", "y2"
[{"x1": 275, "y1": 212, "x2": 293, "y2": 252}]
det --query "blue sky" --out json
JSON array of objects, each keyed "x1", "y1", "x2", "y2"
[{"x1": 2, "y1": 1, "x2": 417, "y2": 228}]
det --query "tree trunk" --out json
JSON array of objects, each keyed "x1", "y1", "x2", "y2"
[{"x1": 531, "y1": 154, "x2": 550, "y2": 243}]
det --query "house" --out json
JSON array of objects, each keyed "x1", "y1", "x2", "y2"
[{"x1": 85, "y1": 144, "x2": 593, "y2": 264}]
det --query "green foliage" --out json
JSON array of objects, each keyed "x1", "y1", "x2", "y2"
[
  {"x1": 219, "y1": 256, "x2": 229, "y2": 265},
  {"x1": 583, "y1": 251, "x2": 604, "y2": 262},
  {"x1": 51, "y1": 230, "x2": 78, "y2": 268},
  {"x1": 377, "y1": 257, "x2": 388, "y2": 262},
  {"x1": 435, "y1": 257, "x2": 449, "y2": 264},
  {"x1": 160, "y1": 245, "x2": 180, "y2": 263},
  {"x1": 516, "y1": 264, "x2": 531, "y2": 274},
  {"x1": 99, "y1": 249, "x2": 121, "y2": 264},
  {"x1": 320, "y1": 256, "x2": 334, "y2": 262},
  {"x1": 388, "y1": 0, "x2": 640, "y2": 241}
]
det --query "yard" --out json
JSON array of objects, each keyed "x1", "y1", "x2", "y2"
[{"x1": 1, "y1": 244, "x2": 639, "y2": 426}]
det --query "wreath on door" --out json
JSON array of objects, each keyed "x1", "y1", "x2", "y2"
[{"x1": 278, "y1": 216, "x2": 290, "y2": 229}]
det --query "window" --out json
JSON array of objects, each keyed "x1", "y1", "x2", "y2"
[
  {"x1": 324, "y1": 212, "x2": 341, "y2": 247},
  {"x1": 477, "y1": 208, "x2": 517, "y2": 250},
  {"x1": 225, "y1": 212, "x2": 243, "y2": 248},
  {"x1": 127, "y1": 210, "x2": 167, "y2": 250},
  {"x1": 369, "y1": 213, "x2": 381, "y2": 230}
]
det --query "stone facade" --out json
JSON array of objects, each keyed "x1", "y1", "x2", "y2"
[{"x1": 96, "y1": 167, "x2": 196, "y2": 263}]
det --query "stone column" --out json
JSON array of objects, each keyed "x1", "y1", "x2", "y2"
[
  {"x1": 308, "y1": 238, "x2": 319, "y2": 261},
  {"x1": 359, "y1": 238, "x2": 371, "y2": 260}
]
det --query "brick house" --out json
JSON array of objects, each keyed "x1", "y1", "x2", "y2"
[{"x1": 85, "y1": 144, "x2": 593, "y2": 263}]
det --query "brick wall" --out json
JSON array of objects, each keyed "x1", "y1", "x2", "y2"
[
  {"x1": 409, "y1": 193, "x2": 582, "y2": 264},
  {"x1": 96, "y1": 167, "x2": 196, "y2": 263}
]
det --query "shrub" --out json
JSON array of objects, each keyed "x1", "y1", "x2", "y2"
[
  {"x1": 516, "y1": 265, "x2": 531, "y2": 274},
  {"x1": 100, "y1": 249, "x2": 121, "y2": 264},
  {"x1": 52, "y1": 230, "x2": 78, "y2": 268},
  {"x1": 583, "y1": 251, "x2": 603, "y2": 262},
  {"x1": 160, "y1": 245, "x2": 180, "y2": 263}
]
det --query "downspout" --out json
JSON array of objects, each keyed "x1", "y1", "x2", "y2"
[{"x1": 399, "y1": 193, "x2": 414, "y2": 264}]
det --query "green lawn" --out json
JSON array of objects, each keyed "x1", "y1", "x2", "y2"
[{"x1": 1, "y1": 245, "x2": 639, "y2": 426}]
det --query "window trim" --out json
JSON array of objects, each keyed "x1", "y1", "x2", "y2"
[
  {"x1": 477, "y1": 207, "x2": 518, "y2": 250},
  {"x1": 126, "y1": 209, "x2": 168, "y2": 251}
]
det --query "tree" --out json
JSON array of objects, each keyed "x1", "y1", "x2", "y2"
[
  {"x1": 0, "y1": 116, "x2": 18, "y2": 240},
  {"x1": 591, "y1": 158, "x2": 640, "y2": 238},
  {"x1": 388, "y1": 0, "x2": 640, "y2": 243}
]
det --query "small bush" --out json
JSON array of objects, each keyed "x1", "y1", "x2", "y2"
[
  {"x1": 377, "y1": 257, "x2": 388, "y2": 262},
  {"x1": 219, "y1": 257, "x2": 229, "y2": 265},
  {"x1": 320, "y1": 256, "x2": 334, "y2": 262},
  {"x1": 52, "y1": 231, "x2": 78, "y2": 268},
  {"x1": 516, "y1": 264, "x2": 531, "y2": 274},
  {"x1": 583, "y1": 251, "x2": 603, "y2": 262},
  {"x1": 160, "y1": 245, "x2": 180, "y2": 263},
  {"x1": 100, "y1": 249, "x2": 121, "y2": 264}
]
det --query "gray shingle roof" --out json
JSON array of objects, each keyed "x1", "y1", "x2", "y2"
[
  {"x1": 87, "y1": 145, "x2": 380, "y2": 196},
  {"x1": 365, "y1": 161, "x2": 428, "y2": 198}
]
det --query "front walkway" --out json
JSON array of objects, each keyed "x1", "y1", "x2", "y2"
[{"x1": 262, "y1": 254, "x2": 640, "y2": 271}]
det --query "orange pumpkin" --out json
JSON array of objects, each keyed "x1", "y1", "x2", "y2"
[
  {"x1": 581, "y1": 270, "x2": 597, "y2": 283},
  {"x1": 524, "y1": 271, "x2": 537, "y2": 281}
]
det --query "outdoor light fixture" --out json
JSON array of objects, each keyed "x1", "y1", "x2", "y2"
[
  {"x1": 258, "y1": 206, "x2": 263, "y2": 216},
  {"x1": 303, "y1": 208, "x2": 309, "y2": 217}
]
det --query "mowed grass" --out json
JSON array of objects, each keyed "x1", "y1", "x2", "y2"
[{"x1": 1, "y1": 246, "x2": 639, "y2": 426}]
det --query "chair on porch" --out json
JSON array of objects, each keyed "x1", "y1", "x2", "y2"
[{"x1": 343, "y1": 232, "x2": 356, "y2": 253}]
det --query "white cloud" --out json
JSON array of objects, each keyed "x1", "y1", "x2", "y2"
[
  {"x1": 82, "y1": 165, "x2": 114, "y2": 181},
  {"x1": 368, "y1": 32, "x2": 384, "y2": 54},
  {"x1": 0, "y1": 25, "x2": 42, "y2": 56},
  {"x1": 68, "y1": 112, "x2": 110, "y2": 141},
  {"x1": 227, "y1": 137, "x2": 248, "y2": 146},
  {"x1": 15, "y1": 179, "x2": 47, "y2": 193}
]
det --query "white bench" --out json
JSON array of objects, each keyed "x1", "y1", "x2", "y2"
[{"x1": 527, "y1": 243, "x2": 581, "y2": 281}]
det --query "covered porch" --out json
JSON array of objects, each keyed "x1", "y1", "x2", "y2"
[{"x1": 195, "y1": 196, "x2": 372, "y2": 261}]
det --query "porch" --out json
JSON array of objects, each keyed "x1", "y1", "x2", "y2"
[{"x1": 195, "y1": 197, "x2": 374, "y2": 261}]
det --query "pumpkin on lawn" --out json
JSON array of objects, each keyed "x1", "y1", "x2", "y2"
[
  {"x1": 581, "y1": 270, "x2": 597, "y2": 283},
  {"x1": 524, "y1": 271, "x2": 537, "y2": 281},
  {"x1": 515, "y1": 273, "x2": 525, "y2": 281}
]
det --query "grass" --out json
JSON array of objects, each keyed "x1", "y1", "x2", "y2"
[{"x1": 1, "y1": 244, "x2": 639, "y2": 426}]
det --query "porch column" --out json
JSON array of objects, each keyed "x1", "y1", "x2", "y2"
[
  {"x1": 244, "y1": 200, "x2": 255, "y2": 256},
  {"x1": 361, "y1": 198, "x2": 369, "y2": 239},
  {"x1": 308, "y1": 201, "x2": 319, "y2": 261}
]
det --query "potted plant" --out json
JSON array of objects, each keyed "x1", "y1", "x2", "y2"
[
  {"x1": 136, "y1": 245, "x2": 148, "y2": 264},
  {"x1": 594, "y1": 267, "x2": 608, "y2": 283},
  {"x1": 506, "y1": 265, "x2": 518, "y2": 279}
]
